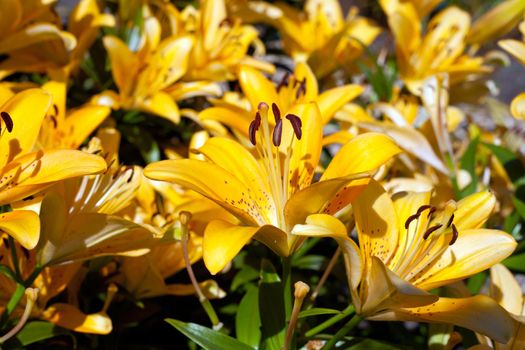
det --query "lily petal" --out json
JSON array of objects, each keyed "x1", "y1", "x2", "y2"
[
  {"x1": 454, "y1": 191, "x2": 496, "y2": 230},
  {"x1": 64, "y1": 105, "x2": 111, "y2": 149},
  {"x1": 510, "y1": 93, "x2": 525, "y2": 120},
  {"x1": 499, "y1": 39, "x2": 525, "y2": 66},
  {"x1": 490, "y1": 264, "x2": 523, "y2": 315},
  {"x1": 369, "y1": 296, "x2": 516, "y2": 344},
  {"x1": 42, "y1": 303, "x2": 112, "y2": 334},
  {"x1": 144, "y1": 159, "x2": 262, "y2": 225},
  {"x1": 198, "y1": 106, "x2": 252, "y2": 137},
  {"x1": 239, "y1": 65, "x2": 279, "y2": 110},
  {"x1": 103, "y1": 36, "x2": 139, "y2": 95},
  {"x1": 0, "y1": 210, "x2": 40, "y2": 250},
  {"x1": 137, "y1": 91, "x2": 180, "y2": 124},
  {"x1": 317, "y1": 85, "x2": 363, "y2": 124},
  {"x1": 204, "y1": 219, "x2": 284, "y2": 274},
  {"x1": 0, "y1": 89, "x2": 51, "y2": 167},
  {"x1": 415, "y1": 229, "x2": 516, "y2": 291},
  {"x1": 322, "y1": 133, "x2": 402, "y2": 180}
]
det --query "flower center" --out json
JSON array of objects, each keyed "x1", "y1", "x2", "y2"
[
  {"x1": 248, "y1": 102, "x2": 302, "y2": 228},
  {"x1": 392, "y1": 200, "x2": 459, "y2": 284}
]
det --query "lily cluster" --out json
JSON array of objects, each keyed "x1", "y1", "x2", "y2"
[{"x1": 1, "y1": 0, "x2": 525, "y2": 349}]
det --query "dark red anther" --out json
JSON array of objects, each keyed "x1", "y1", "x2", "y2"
[
  {"x1": 276, "y1": 72, "x2": 290, "y2": 92},
  {"x1": 272, "y1": 103, "x2": 281, "y2": 123},
  {"x1": 1, "y1": 111, "x2": 13, "y2": 132},
  {"x1": 286, "y1": 114, "x2": 302, "y2": 140},
  {"x1": 404, "y1": 213, "x2": 420, "y2": 230},
  {"x1": 295, "y1": 79, "x2": 306, "y2": 98},
  {"x1": 427, "y1": 207, "x2": 436, "y2": 219},
  {"x1": 423, "y1": 224, "x2": 443, "y2": 240},
  {"x1": 449, "y1": 224, "x2": 458, "y2": 245},
  {"x1": 249, "y1": 119, "x2": 260, "y2": 146},
  {"x1": 446, "y1": 214, "x2": 455, "y2": 228},
  {"x1": 416, "y1": 205, "x2": 432, "y2": 216},
  {"x1": 49, "y1": 115, "x2": 58, "y2": 128},
  {"x1": 273, "y1": 119, "x2": 282, "y2": 147}
]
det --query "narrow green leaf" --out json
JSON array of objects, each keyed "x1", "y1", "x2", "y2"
[
  {"x1": 259, "y1": 259, "x2": 285, "y2": 350},
  {"x1": 459, "y1": 136, "x2": 479, "y2": 198},
  {"x1": 483, "y1": 142, "x2": 525, "y2": 183},
  {"x1": 165, "y1": 319, "x2": 254, "y2": 350},
  {"x1": 231, "y1": 265, "x2": 259, "y2": 292},
  {"x1": 236, "y1": 286, "x2": 261, "y2": 348},
  {"x1": 466, "y1": 271, "x2": 487, "y2": 294},
  {"x1": 4, "y1": 321, "x2": 70, "y2": 349},
  {"x1": 512, "y1": 197, "x2": 525, "y2": 222},
  {"x1": 298, "y1": 308, "x2": 341, "y2": 319},
  {"x1": 503, "y1": 253, "x2": 525, "y2": 272},
  {"x1": 292, "y1": 255, "x2": 326, "y2": 270}
]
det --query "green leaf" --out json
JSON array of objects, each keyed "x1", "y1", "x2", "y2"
[
  {"x1": 236, "y1": 285, "x2": 261, "y2": 348},
  {"x1": 513, "y1": 197, "x2": 525, "y2": 222},
  {"x1": 466, "y1": 271, "x2": 487, "y2": 294},
  {"x1": 482, "y1": 143, "x2": 525, "y2": 183},
  {"x1": 231, "y1": 264, "x2": 259, "y2": 292},
  {"x1": 165, "y1": 319, "x2": 254, "y2": 350},
  {"x1": 298, "y1": 308, "x2": 341, "y2": 319},
  {"x1": 4, "y1": 321, "x2": 70, "y2": 349},
  {"x1": 292, "y1": 255, "x2": 326, "y2": 270},
  {"x1": 458, "y1": 136, "x2": 479, "y2": 198},
  {"x1": 503, "y1": 253, "x2": 525, "y2": 272},
  {"x1": 258, "y1": 259, "x2": 285, "y2": 350}
]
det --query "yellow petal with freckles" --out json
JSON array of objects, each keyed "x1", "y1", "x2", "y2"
[
  {"x1": 352, "y1": 179, "x2": 399, "y2": 266},
  {"x1": 239, "y1": 65, "x2": 279, "y2": 111},
  {"x1": 415, "y1": 229, "x2": 516, "y2": 291},
  {"x1": 317, "y1": 85, "x2": 363, "y2": 124},
  {"x1": 204, "y1": 220, "x2": 284, "y2": 275},
  {"x1": 499, "y1": 39, "x2": 525, "y2": 66},
  {"x1": 510, "y1": 93, "x2": 525, "y2": 120},
  {"x1": 285, "y1": 175, "x2": 370, "y2": 228},
  {"x1": 454, "y1": 191, "x2": 495, "y2": 230},
  {"x1": 0, "y1": 89, "x2": 51, "y2": 167},
  {"x1": 197, "y1": 137, "x2": 276, "y2": 223},
  {"x1": 0, "y1": 150, "x2": 106, "y2": 205},
  {"x1": 138, "y1": 91, "x2": 180, "y2": 124},
  {"x1": 43, "y1": 303, "x2": 112, "y2": 334},
  {"x1": 144, "y1": 159, "x2": 263, "y2": 225},
  {"x1": 64, "y1": 105, "x2": 111, "y2": 149},
  {"x1": 0, "y1": 210, "x2": 40, "y2": 250},
  {"x1": 369, "y1": 296, "x2": 516, "y2": 344},
  {"x1": 322, "y1": 133, "x2": 402, "y2": 180},
  {"x1": 490, "y1": 264, "x2": 523, "y2": 315},
  {"x1": 103, "y1": 36, "x2": 139, "y2": 95}
]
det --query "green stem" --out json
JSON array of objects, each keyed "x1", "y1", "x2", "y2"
[
  {"x1": 8, "y1": 237, "x2": 21, "y2": 279},
  {"x1": 322, "y1": 314, "x2": 362, "y2": 350},
  {"x1": 305, "y1": 304, "x2": 355, "y2": 338},
  {"x1": 282, "y1": 257, "x2": 293, "y2": 322}
]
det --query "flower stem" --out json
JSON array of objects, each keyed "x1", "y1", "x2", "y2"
[
  {"x1": 310, "y1": 247, "x2": 341, "y2": 303},
  {"x1": 282, "y1": 256, "x2": 293, "y2": 322},
  {"x1": 180, "y1": 211, "x2": 221, "y2": 329},
  {"x1": 305, "y1": 304, "x2": 355, "y2": 338},
  {"x1": 322, "y1": 313, "x2": 362, "y2": 350},
  {"x1": 0, "y1": 288, "x2": 39, "y2": 344}
]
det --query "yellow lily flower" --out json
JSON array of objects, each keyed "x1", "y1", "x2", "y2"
[
  {"x1": 176, "y1": 0, "x2": 274, "y2": 81},
  {"x1": 229, "y1": 0, "x2": 380, "y2": 77},
  {"x1": 38, "y1": 80, "x2": 111, "y2": 150},
  {"x1": 0, "y1": 242, "x2": 113, "y2": 334},
  {"x1": 92, "y1": 31, "x2": 195, "y2": 124},
  {"x1": 0, "y1": 0, "x2": 76, "y2": 78},
  {"x1": 292, "y1": 181, "x2": 517, "y2": 343},
  {"x1": 499, "y1": 21, "x2": 525, "y2": 120},
  {"x1": 0, "y1": 89, "x2": 107, "y2": 249},
  {"x1": 380, "y1": 0, "x2": 490, "y2": 93},
  {"x1": 145, "y1": 101, "x2": 402, "y2": 274},
  {"x1": 199, "y1": 63, "x2": 363, "y2": 137}
]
